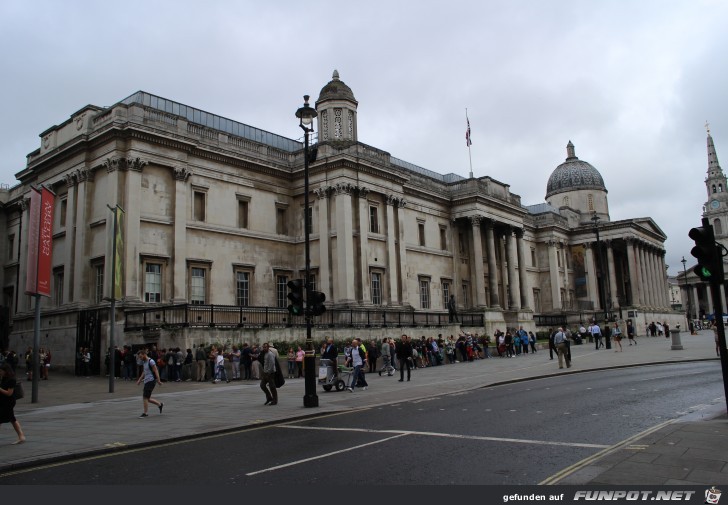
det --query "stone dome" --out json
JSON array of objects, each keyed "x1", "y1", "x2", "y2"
[
  {"x1": 316, "y1": 70, "x2": 358, "y2": 104},
  {"x1": 545, "y1": 141, "x2": 606, "y2": 199}
]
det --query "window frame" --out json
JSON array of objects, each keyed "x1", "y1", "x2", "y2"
[{"x1": 419, "y1": 276, "x2": 431, "y2": 309}]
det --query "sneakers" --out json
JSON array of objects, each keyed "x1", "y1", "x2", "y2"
[
  {"x1": 158, "y1": 403, "x2": 164, "y2": 414},
  {"x1": 362, "y1": 387, "x2": 368, "y2": 391},
  {"x1": 139, "y1": 413, "x2": 149, "y2": 418},
  {"x1": 346, "y1": 387, "x2": 353, "y2": 392}
]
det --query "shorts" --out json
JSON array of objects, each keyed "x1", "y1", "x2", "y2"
[{"x1": 143, "y1": 381, "x2": 156, "y2": 399}]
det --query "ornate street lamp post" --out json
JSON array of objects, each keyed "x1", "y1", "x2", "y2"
[
  {"x1": 296, "y1": 95, "x2": 319, "y2": 408},
  {"x1": 591, "y1": 212, "x2": 611, "y2": 349},
  {"x1": 681, "y1": 256, "x2": 691, "y2": 331}
]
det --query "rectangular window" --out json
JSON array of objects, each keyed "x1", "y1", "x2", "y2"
[
  {"x1": 557, "y1": 249, "x2": 562, "y2": 267},
  {"x1": 371, "y1": 272, "x2": 382, "y2": 305},
  {"x1": 59, "y1": 199, "x2": 67, "y2": 227},
  {"x1": 54, "y1": 269, "x2": 64, "y2": 306},
  {"x1": 193, "y1": 191, "x2": 206, "y2": 222},
  {"x1": 442, "y1": 281, "x2": 450, "y2": 308},
  {"x1": 238, "y1": 200, "x2": 249, "y2": 229},
  {"x1": 236, "y1": 271, "x2": 250, "y2": 306},
  {"x1": 276, "y1": 208, "x2": 287, "y2": 235},
  {"x1": 533, "y1": 288, "x2": 541, "y2": 313},
  {"x1": 306, "y1": 206, "x2": 313, "y2": 233},
  {"x1": 95, "y1": 264, "x2": 104, "y2": 304},
  {"x1": 462, "y1": 283, "x2": 469, "y2": 308},
  {"x1": 369, "y1": 206, "x2": 379, "y2": 234},
  {"x1": 418, "y1": 221, "x2": 425, "y2": 247},
  {"x1": 276, "y1": 275, "x2": 288, "y2": 308},
  {"x1": 190, "y1": 267, "x2": 206, "y2": 304},
  {"x1": 145, "y1": 263, "x2": 162, "y2": 303},
  {"x1": 531, "y1": 248, "x2": 537, "y2": 267},
  {"x1": 459, "y1": 232, "x2": 466, "y2": 254},
  {"x1": 440, "y1": 226, "x2": 447, "y2": 250},
  {"x1": 419, "y1": 278, "x2": 430, "y2": 309}
]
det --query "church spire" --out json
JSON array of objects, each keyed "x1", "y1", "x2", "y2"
[{"x1": 707, "y1": 122, "x2": 722, "y2": 175}]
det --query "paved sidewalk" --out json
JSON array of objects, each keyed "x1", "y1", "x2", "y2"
[{"x1": 2, "y1": 331, "x2": 726, "y2": 485}]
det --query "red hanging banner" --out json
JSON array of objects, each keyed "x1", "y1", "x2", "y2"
[
  {"x1": 37, "y1": 187, "x2": 55, "y2": 297},
  {"x1": 24, "y1": 188, "x2": 41, "y2": 295}
]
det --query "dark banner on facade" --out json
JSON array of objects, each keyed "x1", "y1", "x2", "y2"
[{"x1": 571, "y1": 244, "x2": 587, "y2": 299}]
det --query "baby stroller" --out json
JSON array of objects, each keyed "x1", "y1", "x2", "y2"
[{"x1": 318, "y1": 359, "x2": 347, "y2": 392}]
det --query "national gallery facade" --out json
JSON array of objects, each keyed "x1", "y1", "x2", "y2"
[{"x1": 0, "y1": 71, "x2": 679, "y2": 371}]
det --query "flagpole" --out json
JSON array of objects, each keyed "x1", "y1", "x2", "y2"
[
  {"x1": 466, "y1": 109, "x2": 473, "y2": 179},
  {"x1": 108, "y1": 204, "x2": 117, "y2": 394}
]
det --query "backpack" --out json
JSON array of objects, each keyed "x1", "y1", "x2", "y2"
[{"x1": 12, "y1": 381, "x2": 24, "y2": 400}]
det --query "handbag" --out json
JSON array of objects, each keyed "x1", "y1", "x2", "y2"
[
  {"x1": 274, "y1": 360, "x2": 285, "y2": 388},
  {"x1": 12, "y1": 381, "x2": 24, "y2": 400}
]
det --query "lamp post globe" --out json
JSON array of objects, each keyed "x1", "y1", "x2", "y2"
[{"x1": 296, "y1": 95, "x2": 319, "y2": 408}]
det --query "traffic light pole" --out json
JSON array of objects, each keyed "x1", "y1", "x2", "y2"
[{"x1": 708, "y1": 280, "x2": 728, "y2": 415}]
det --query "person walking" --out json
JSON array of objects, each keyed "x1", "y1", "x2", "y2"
[
  {"x1": 396, "y1": 334, "x2": 413, "y2": 382},
  {"x1": 0, "y1": 363, "x2": 25, "y2": 444},
  {"x1": 591, "y1": 323, "x2": 604, "y2": 349},
  {"x1": 548, "y1": 329, "x2": 556, "y2": 360},
  {"x1": 367, "y1": 340, "x2": 380, "y2": 373},
  {"x1": 612, "y1": 322, "x2": 623, "y2": 352},
  {"x1": 553, "y1": 328, "x2": 571, "y2": 369},
  {"x1": 259, "y1": 343, "x2": 278, "y2": 406},
  {"x1": 346, "y1": 338, "x2": 367, "y2": 392},
  {"x1": 627, "y1": 320, "x2": 637, "y2": 346},
  {"x1": 378, "y1": 337, "x2": 394, "y2": 376},
  {"x1": 135, "y1": 349, "x2": 163, "y2": 418},
  {"x1": 529, "y1": 331, "x2": 538, "y2": 353},
  {"x1": 287, "y1": 348, "x2": 296, "y2": 379}
]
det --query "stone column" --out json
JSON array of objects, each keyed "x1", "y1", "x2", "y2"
[
  {"x1": 120, "y1": 157, "x2": 145, "y2": 303},
  {"x1": 72, "y1": 167, "x2": 91, "y2": 303},
  {"x1": 651, "y1": 250, "x2": 662, "y2": 308},
  {"x1": 17, "y1": 198, "x2": 30, "y2": 313},
  {"x1": 396, "y1": 197, "x2": 409, "y2": 305},
  {"x1": 335, "y1": 183, "x2": 356, "y2": 303},
  {"x1": 450, "y1": 218, "x2": 461, "y2": 307},
  {"x1": 562, "y1": 244, "x2": 570, "y2": 309},
  {"x1": 606, "y1": 240, "x2": 619, "y2": 310},
  {"x1": 638, "y1": 244, "x2": 652, "y2": 307},
  {"x1": 721, "y1": 288, "x2": 727, "y2": 317},
  {"x1": 516, "y1": 230, "x2": 530, "y2": 309},
  {"x1": 499, "y1": 230, "x2": 508, "y2": 307},
  {"x1": 658, "y1": 252, "x2": 669, "y2": 308},
  {"x1": 470, "y1": 216, "x2": 486, "y2": 307},
  {"x1": 585, "y1": 243, "x2": 599, "y2": 310},
  {"x1": 172, "y1": 166, "x2": 189, "y2": 303},
  {"x1": 506, "y1": 229, "x2": 520, "y2": 310},
  {"x1": 707, "y1": 283, "x2": 714, "y2": 315},
  {"x1": 62, "y1": 175, "x2": 76, "y2": 304},
  {"x1": 648, "y1": 248, "x2": 660, "y2": 308},
  {"x1": 315, "y1": 187, "x2": 331, "y2": 302},
  {"x1": 548, "y1": 240, "x2": 562, "y2": 310},
  {"x1": 357, "y1": 187, "x2": 370, "y2": 303},
  {"x1": 385, "y1": 195, "x2": 399, "y2": 305},
  {"x1": 485, "y1": 219, "x2": 500, "y2": 308},
  {"x1": 693, "y1": 285, "x2": 700, "y2": 318},
  {"x1": 625, "y1": 237, "x2": 642, "y2": 306}
]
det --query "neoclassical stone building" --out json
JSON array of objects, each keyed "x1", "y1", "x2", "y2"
[{"x1": 0, "y1": 71, "x2": 678, "y2": 370}]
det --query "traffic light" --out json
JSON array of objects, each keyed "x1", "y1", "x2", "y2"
[
  {"x1": 309, "y1": 290, "x2": 326, "y2": 316},
  {"x1": 287, "y1": 279, "x2": 304, "y2": 315},
  {"x1": 689, "y1": 223, "x2": 723, "y2": 282}
]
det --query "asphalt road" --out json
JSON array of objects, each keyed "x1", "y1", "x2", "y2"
[{"x1": 2, "y1": 361, "x2": 724, "y2": 485}]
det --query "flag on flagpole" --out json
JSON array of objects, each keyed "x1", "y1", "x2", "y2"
[{"x1": 466, "y1": 117, "x2": 472, "y2": 147}]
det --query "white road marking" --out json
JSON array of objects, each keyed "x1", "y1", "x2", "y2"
[
  {"x1": 245, "y1": 433, "x2": 407, "y2": 476},
  {"x1": 279, "y1": 424, "x2": 609, "y2": 449}
]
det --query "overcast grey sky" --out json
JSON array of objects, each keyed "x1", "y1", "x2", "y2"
[{"x1": 1, "y1": 0, "x2": 726, "y2": 276}]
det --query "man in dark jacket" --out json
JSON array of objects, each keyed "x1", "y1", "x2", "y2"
[
  {"x1": 396, "y1": 334, "x2": 413, "y2": 382},
  {"x1": 321, "y1": 337, "x2": 338, "y2": 377}
]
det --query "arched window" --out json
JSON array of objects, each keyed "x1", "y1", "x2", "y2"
[
  {"x1": 714, "y1": 218, "x2": 723, "y2": 236},
  {"x1": 713, "y1": 184, "x2": 717, "y2": 194},
  {"x1": 720, "y1": 184, "x2": 724, "y2": 193}
]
